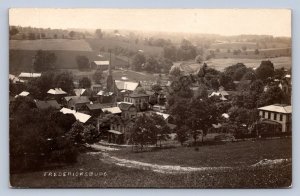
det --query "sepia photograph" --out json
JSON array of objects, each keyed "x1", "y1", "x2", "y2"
[{"x1": 9, "y1": 8, "x2": 292, "y2": 188}]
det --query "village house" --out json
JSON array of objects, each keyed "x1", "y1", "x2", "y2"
[
  {"x1": 64, "y1": 96, "x2": 90, "y2": 111},
  {"x1": 47, "y1": 88, "x2": 67, "y2": 102},
  {"x1": 14, "y1": 91, "x2": 30, "y2": 98},
  {"x1": 91, "y1": 61, "x2": 110, "y2": 70},
  {"x1": 117, "y1": 102, "x2": 137, "y2": 119},
  {"x1": 114, "y1": 80, "x2": 140, "y2": 93},
  {"x1": 9, "y1": 74, "x2": 25, "y2": 84},
  {"x1": 18, "y1": 72, "x2": 41, "y2": 82},
  {"x1": 84, "y1": 102, "x2": 116, "y2": 117},
  {"x1": 74, "y1": 88, "x2": 88, "y2": 97},
  {"x1": 101, "y1": 106, "x2": 122, "y2": 116},
  {"x1": 91, "y1": 84, "x2": 102, "y2": 94},
  {"x1": 109, "y1": 119, "x2": 135, "y2": 144},
  {"x1": 124, "y1": 93, "x2": 150, "y2": 111},
  {"x1": 60, "y1": 107, "x2": 92, "y2": 124},
  {"x1": 258, "y1": 104, "x2": 292, "y2": 133}
]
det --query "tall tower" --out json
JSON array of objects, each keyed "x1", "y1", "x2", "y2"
[{"x1": 106, "y1": 52, "x2": 114, "y2": 92}]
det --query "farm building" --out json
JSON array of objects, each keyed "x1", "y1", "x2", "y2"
[
  {"x1": 91, "y1": 61, "x2": 110, "y2": 70},
  {"x1": 258, "y1": 104, "x2": 292, "y2": 133}
]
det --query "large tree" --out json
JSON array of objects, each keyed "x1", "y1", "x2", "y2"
[
  {"x1": 129, "y1": 114, "x2": 157, "y2": 151},
  {"x1": 33, "y1": 50, "x2": 57, "y2": 72},
  {"x1": 55, "y1": 72, "x2": 74, "y2": 93},
  {"x1": 79, "y1": 77, "x2": 92, "y2": 89},
  {"x1": 187, "y1": 98, "x2": 217, "y2": 144},
  {"x1": 76, "y1": 55, "x2": 90, "y2": 70},
  {"x1": 132, "y1": 53, "x2": 146, "y2": 71},
  {"x1": 95, "y1": 29, "x2": 103, "y2": 39},
  {"x1": 93, "y1": 69, "x2": 104, "y2": 84},
  {"x1": 256, "y1": 60, "x2": 275, "y2": 81}
]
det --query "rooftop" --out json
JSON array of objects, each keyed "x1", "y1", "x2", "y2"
[
  {"x1": 155, "y1": 112, "x2": 170, "y2": 120},
  {"x1": 117, "y1": 102, "x2": 134, "y2": 111},
  {"x1": 93, "y1": 61, "x2": 110, "y2": 66},
  {"x1": 115, "y1": 80, "x2": 139, "y2": 91},
  {"x1": 47, "y1": 88, "x2": 67, "y2": 95},
  {"x1": 64, "y1": 96, "x2": 90, "y2": 104},
  {"x1": 258, "y1": 104, "x2": 292, "y2": 114},
  {"x1": 60, "y1": 107, "x2": 91, "y2": 123},
  {"x1": 74, "y1": 88, "x2": 86, "y2": 96},
  {"x1": 102, "y1": 107, "x2": 122, "y2": 114},
  {"x1": 86, "y1": 103, "x2": 115, "y2": 110},
  {"x1": 19, "y1": 72, "x2": 41, "y2": 78},
  {"x1": 15, "y1": 91, "x2": 30, "y2": 98}
]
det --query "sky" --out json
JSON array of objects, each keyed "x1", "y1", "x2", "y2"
[{"x1": 9, "y1": 8, "x2": 291, "y2": 37}]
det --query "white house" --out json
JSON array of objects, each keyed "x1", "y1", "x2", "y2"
[{"x1": 258, "y1": 104, "x2": 292, "y2": 132}]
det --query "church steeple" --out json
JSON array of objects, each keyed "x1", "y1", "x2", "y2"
[{"x1": 106, "y1": 51, "x2": 114, "y2": 92}]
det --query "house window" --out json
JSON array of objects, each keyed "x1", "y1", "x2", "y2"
[
  {"x1": 262, "y1": 111, "x2": 265, "y2": 118},
  {"x1": 280, "y1": 114, "x2": 283, "y2": 121},
  {"x1": 274, "y1": 113, "x2": 277, "y2": 120},
  {"x1": 268, "y1": 112, "x2": 271, "y2": 119}
]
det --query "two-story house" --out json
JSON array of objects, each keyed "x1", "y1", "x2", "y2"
[
  {"x1": 258, "y1": 104, "x2": 292, "y2": 132},
  {"x1": 124, "y1": 93, "x2": 150, "y2": 111}
]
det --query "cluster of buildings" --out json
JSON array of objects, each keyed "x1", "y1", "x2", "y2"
[
  {"x1": 9, "y1": 61, "x2": 292, "y2": 143},
  {"x1": 9, "y1": 62, "x2": 171, "y2": 144}
]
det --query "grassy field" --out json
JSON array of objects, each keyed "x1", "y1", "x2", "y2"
[
  {"x1": 175, "y1": 56, "x2": 292, "y2": 74},
  {"x1": 9, "y1": 49, "x2": 128, "y2": 74},
  {"x1": 10, "y1": 138, "x2": 292, "y2": 188},
  {"x1": 210, "y1": 41, "x2": 290, "y2": 50},
  {"x1": 10, "y1": 39, "x2": 92, "y2": 51},
  {"x1": 110, "y1": 138, "x2": 291, "y2": 167},
  {"x1": 86, "y1": 38, "x2": 163, "y2": 57}
]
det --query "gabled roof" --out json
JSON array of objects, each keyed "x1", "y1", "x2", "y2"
[
  {"x1": 64, "y1": 96, "x2": 90, "y2": 104},
  {"x1": 9, "y1": 74, "x2": 24, "y2": 83},
  {"x1": 19, "y1": 72, "x2": 41, "y2": 78},
  {"x1": 222, "y1": 113, "x2": 230, "y2": 119},
  {"x1": 60, "y1": 107, "x2": 91, "y2": 123},
  {"x1": 60, "y1": 107, "x2": 76, "y2": 114},
  {"x1": 93, "y1": 61, "x2": 109, "y2": 66},
  {"x1": 115, "y1": 80, "x2": 139, "y2": 91},
  {"x1": 74, "y1": 88, "x2": 86, "y2": 96},
  {"x1": 117, "y1": 102, "x2": 134, "y2": 111},
  {"x1": 35, "y1": 100, "x2": 61, "y2": 110},
  {"x1": 97, "y1": 90, "x2": 114, "y2": 96},
  {"x1": 73, "y1": 112, "x2": 91, "y2": 123},
  {"x1": 15, "y1": 91, "x2": 30, "y2": 98},
  {"x1": 102, "y1": 107, "x2": 122, "y2": 114},
  {"x1": 258, "y1": 104, "x2": 292, "y2": 114},
  {"x1": 155, "y1": 112, "x2": 170, "y2": 120},
  {"x1": 47, "y1": 88, "x2": 67, "y2": 95}
]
